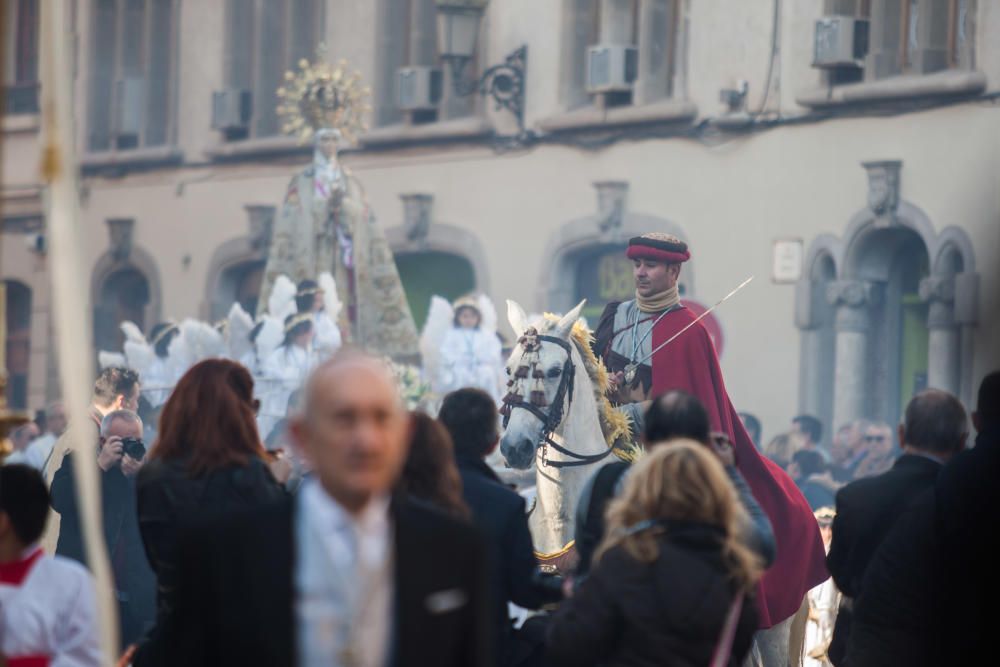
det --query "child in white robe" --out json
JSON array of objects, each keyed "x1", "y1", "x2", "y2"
[
  {"x1": 435, "y1": 300, "x2": 504, "y2": 402},
  {"x1": 0, "y1": 464, "x2": 103, "y2": 667},
  {"x1": 259, "y1": 314, "x2": 318, "y2": 444}
]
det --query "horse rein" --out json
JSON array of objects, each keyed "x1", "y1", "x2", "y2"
[{"x1": 501, "y1": 330, "x2": 614, "y2": 469}]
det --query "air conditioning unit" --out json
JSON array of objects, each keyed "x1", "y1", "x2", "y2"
[
  {"x1": 212, "y1": 88, "x2": 253, "y2": 131},
  {"x1": 813, "y1": 17, "x2": 869, "y2": 68},
  {"x1": 586, "y1": 44, "x2": 638, "y2": 93},
  {"x1": 113, "y1": 77, "x2": 145, "y2": 138},
  {"x1": 396, "y1": 67, "x2": 443, "y2": 112}
]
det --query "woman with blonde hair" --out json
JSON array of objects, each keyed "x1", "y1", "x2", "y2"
[{"x1": 547, "y1": 441, "x2": 762, "y2": 666}]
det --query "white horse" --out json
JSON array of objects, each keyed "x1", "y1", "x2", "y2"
[{"x1": 499, "y1": 300, "x2": 635, "y2": 561}]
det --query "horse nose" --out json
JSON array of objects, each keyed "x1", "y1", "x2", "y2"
[{"x1": 501, "y1": 436, "x2": 534, "y2": 470}]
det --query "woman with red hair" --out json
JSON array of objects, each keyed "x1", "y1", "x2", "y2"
[{"x1": 132, "y1": 359, "x2": 286, "y2": 666}]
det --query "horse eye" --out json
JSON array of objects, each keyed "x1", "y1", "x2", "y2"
[
  {"x1": 547, "y1": 367, "x2": 562, "y2": 379},
  {"x1": 505, "y1": 366, "x2": 512, "y2": 376}
]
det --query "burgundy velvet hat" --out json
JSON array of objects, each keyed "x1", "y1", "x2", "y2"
[{"x1": 625, "y1": 232, "x2": 691, "y2": 264}]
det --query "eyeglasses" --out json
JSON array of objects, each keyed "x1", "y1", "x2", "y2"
[{"x1": 864, "y1": 435, "x2": 887, "y2": 443}]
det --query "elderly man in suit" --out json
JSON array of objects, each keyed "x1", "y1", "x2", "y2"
[{"x1": 162, "y1": 349, "x2": 492, "y2": 667}]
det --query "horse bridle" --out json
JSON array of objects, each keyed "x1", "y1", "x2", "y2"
[{"x1": 501, "y1": 331, "x2": 614, "y2": 469}]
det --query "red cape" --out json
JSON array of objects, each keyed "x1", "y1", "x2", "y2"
[{"x1": 651, "y1": 307, "x2": 828, "y2": 628}]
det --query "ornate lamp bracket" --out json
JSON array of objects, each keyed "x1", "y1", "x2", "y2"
[{"x1": 447, "y1": 45, "x2": 527, "y2": 132}]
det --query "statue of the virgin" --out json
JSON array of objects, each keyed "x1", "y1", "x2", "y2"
[{"x1": 257, "y1": 56, "x2": 419, "y2": 360}]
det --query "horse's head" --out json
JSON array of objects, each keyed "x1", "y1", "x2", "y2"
[{"x1": 499, "y1": 299, "x2": 586, "y2": 470}]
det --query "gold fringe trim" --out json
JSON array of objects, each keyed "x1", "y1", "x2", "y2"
[{"x1": 535, "y1": 540, "x2": 576, "y2": 561}]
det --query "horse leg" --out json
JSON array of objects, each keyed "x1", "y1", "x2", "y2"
[{"x1": 742, "y1": 595, "x2": 810, "y2": 667}]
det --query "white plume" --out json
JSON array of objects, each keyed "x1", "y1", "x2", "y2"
[
  {"x1": 319, "y1": 272, "x2": 343, "y2": 323},
  {"x1": 268, "y1": 275, "x2": 298, "y2": 323},
  {"x1": 120, "y1": 321, "x2": 147, "y2": 345},
  {"x1": 227, "y1": 303, "x2": 256, "y2": 361},
  {"x1": 170, "y1": 318, "x2": 227, "y2": 373},
  {"x1": 419, "y1": 296, "x2": 454, "y2": 386},
  {"x1": 123, "y1": 338, "x2": 155, "y2": 379},
  {"x1": 476, "y1": 294, "x2": 498, "y2": 335},
  {"x1": 98, "y1": 351, "x2": 127, "y2": 370},
  {"x1": 255, "y1": 315, "x2": 284, "y2": 363}
]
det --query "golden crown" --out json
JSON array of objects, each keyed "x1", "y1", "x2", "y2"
[{"x1": 276, "y1": 47, "x2": 372, "y2": 144}]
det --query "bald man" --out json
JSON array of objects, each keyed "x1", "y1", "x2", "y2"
[{"x1": 159, "y1": 350, "x2": 492, "y2": 667}]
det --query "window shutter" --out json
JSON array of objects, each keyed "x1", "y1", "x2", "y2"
[
  {"x1": 374, "y1": 0, "x2": 409, "y2": 126},
  {"x1": 408, "y1": 0, "x2": 436, "y2": 66},
  {"x1": 89, "y1": 0, "x2": 118, "y2": 151},
  {"x1": 953, "y1": 0, "x2": 974, "y2": 69},
  {"x1": 866, "y1": 0, "x2": 904, "y2": 79},
  {"x1": 559, "y1": 0, "x2": 599, "y2": 109},
  {"x1": 227, "y1": 0, "x2": 255, "y2": 90},
  {"x1": 288, "y1": 0, "x2": 318, "y2": 69},
  {"x1": 254, "y1": 0, "x2": 288, "y2": 137},
  {"x1": 121, "y1": 0, "x2": 145, "y2": 77},
  {"x1": 912, "y1": 0, "x2": 952, "y2": 73},
  {"x1": 635, "y1": 0, "x2": 676, "y2": 104},
  {"x1": 145, "y1": 0, "x2": 173, "y2": 146}
]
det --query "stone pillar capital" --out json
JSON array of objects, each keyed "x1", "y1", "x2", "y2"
[
  {"x1": 920, "y1": 275, "x2": 956, "y2": 329},
  {"x1": 918, "y1": 275, "x2": 955, "y2": 304},
  {"x1": 827, "y1": 280, "x2": 880, "y2": 331}
]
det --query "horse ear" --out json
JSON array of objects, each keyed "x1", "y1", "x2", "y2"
[
  {"x1": 507, "y1": 299, "x2": 529, "y2": 338},
  {"x1": 554, "y1": 300, "x2": 586, "y2": 339}
]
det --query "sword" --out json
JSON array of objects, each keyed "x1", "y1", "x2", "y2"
[{"x1": 623, "y1": 276, "x2": 754, "y2": 383}]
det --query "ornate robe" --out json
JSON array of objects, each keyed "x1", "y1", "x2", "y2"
[{"x1": 259, "y1": 164, "x2": 419, "y2": 360}]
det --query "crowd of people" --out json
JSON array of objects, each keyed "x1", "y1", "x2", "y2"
[
  {"x1": 4, "y1": 353, "x2": 995, "y2": 665},
  {"x1": 1, "y1": 231, "x2": 996, "y2": 667}
]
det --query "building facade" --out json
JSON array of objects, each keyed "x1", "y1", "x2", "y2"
[{"x1": 2, "y1": 0, "x2": 998, "y2": 443}]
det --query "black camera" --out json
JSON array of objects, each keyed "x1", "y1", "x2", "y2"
[{"x1": 121, "y1": 437, "x2": 147, "y2": 461}]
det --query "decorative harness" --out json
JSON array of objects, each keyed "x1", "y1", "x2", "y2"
[{"x1": 501, "y1": 327, "x2": 614, "y2": 469}]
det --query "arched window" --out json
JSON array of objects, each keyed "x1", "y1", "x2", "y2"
[
  {"x1": 572, "y1": 243, "x2": 690, "y2": 324},
  {"x1": 394, "y1": 250, "x2": 476, "y2": 330},
  {"x1": 211, "y1": 259, "x2": 265, "y2": 321},
  {"x1": 3, "y1": 280, "x2": 31, "y2": 409},
  {"x1": 94, "y1": 267, "x2": 151, "y2": 352},
  {"x1": 844, "y1": 225, "x2": 930, "y2": 424}
]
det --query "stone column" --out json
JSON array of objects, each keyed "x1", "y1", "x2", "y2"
[
  {"x1": 919, "y1": 275, "x2": 959, "y2": 395},
  {"x1": 827, "y1": 280, "x2": 879, "y2": 430}
]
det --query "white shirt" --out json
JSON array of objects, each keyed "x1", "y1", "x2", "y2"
[
  {"x1": 21, "y1": 432, "x2": 59, "y2": 471},
  {"x1": 0, "y1": 546, "x2": 104, "y2": 667},
  {"x1": 295, "y1": 480, "x2": 394, "y2": 667}
]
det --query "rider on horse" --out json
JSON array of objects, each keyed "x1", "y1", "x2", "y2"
[{"x1": 591, "y1": 233, "x2": 828, "y2": 631}]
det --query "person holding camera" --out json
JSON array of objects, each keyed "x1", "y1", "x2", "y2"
[{"x1": 50, "y1": 409, "x2": 156, "y2": 650}]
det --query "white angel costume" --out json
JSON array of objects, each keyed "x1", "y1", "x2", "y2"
[
  {"x1": 266, "y1": 273, "x2": 343, "y2": 363},
  {"x1": 259, "y1": 341, "x2": 317, "y2": 443},
  {"x1": 100, "y1": 319, "x2": 227, "y2": 408},
  {"x1": 420, "y1": 295, "x2": 505, "y2": 402}
]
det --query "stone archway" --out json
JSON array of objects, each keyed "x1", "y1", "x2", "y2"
[
  {"x1": 539, "y1": 181, "x2": 695, "y2": 319},
  {"x1": 799, "y1": 161, "x2": 978, "y2": 432},
  {"x1": 202, "y1": 205, "x2": 274, "y2": 320},
  {"x1": 795, "y1": 244, "x2": 838, "y2": 444},
  {"x1": 384, "y1": 193, "x2": 491, "y2": 330},
  {"x1": 91, "y1": 220, "x2": 162, "y2": 353},
  {"x1": 93, "y1": 266, "x2": 153, "y2": 352}
]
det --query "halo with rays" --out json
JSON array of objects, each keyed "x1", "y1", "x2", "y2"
[{"x1": 276, "y1": 47, "x2": 372, "y2": 145}]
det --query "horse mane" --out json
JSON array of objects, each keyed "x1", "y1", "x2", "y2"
[{"x1": 540, "y1": 315, "x2": 639, "y2": 462}]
